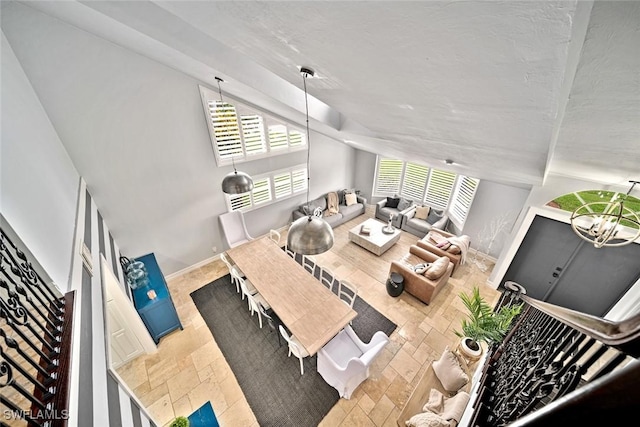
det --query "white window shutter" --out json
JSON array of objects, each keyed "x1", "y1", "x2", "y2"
[
  {"x1": 274, "y1": 172, "x2": 293, "y2": 198},
  {"x1": 424, "y1": 169, "x2": 456, "y2": 209},
  {"x1": 374, "y1": 158, "x2": 403, "y2": 195},
  {"x1": 268, "y1": 124, "x2": 289, "y2": 150},
  {"x1": 292, "y1": 168, "x2": 308, "y2": 193},
  {"x1": 451, "y1": 176, "x2": 479, "y2": 223},
  {"x1": 240, "y1": 114, "x2": 267, "y2": 156},
  {"x1": 401, "y1": 162, "x2": 429, "y2": 201},
  {"x1": 208, "y1": 101, "x2": 243, "y2": 160},
  {"x1": 251, "y1": 178, "x2": 272, "y2": 206}
]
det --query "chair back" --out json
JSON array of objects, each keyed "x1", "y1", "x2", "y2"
[
  {"x1": 279, "y1": 325, "x2": 304, "y2": 357},
  {"x1": 338, "y1": 281, "x2": 358, "y2": 308},
  {"x1": 269, "y1": 229, "x2": 281, "y2": 245},
  {"x1": 220, "y1": 252, "x2": 233, "y2": 271},
  {"x1": 219, "y1": 211, "x2": 253, "y2": 248},
  {"x1": 319, "y1": 267, "x2": 336, "y2": 293},
  {"x1": 302, "y1": 256, "x2": 316, "y2": 276}
]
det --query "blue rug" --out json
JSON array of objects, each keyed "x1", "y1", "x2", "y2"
[{"x1": 188, "y1": 401, "x2": 219, "y2": 427}]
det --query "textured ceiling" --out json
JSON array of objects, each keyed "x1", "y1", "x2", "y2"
[{"x1": 14, "y1": 0, "x2": 640, "y2": 188}]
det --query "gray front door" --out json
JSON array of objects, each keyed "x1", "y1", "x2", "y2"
[{"x1": 503, "y1": 215, "x2": 640, "y2": 317}]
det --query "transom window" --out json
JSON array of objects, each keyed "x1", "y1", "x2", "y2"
[
  {"x1": 226, "y1": 164, "x2": 308, "y2": 212},
  {"x1": 373, "y1": 157, "x2": 479, "y2": 226},
  {"x1": 200, "y1": 85, "x2": 307, "y2": 166}
]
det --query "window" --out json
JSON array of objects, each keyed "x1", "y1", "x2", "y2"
[
  {"x1": 450, "y1": 176, "x2": 479, "y2": 223},
  {"x1": 225, "y1": 164, "x2": 308, "y2": 212},
  {"x1": 374, "y1": 158, "x2": 403, "y2": 195},
  {"x1": 200, "y1": 85, "x2": 306, "y2": 166},
  {"x1": 373, "y1": 156, "x2": 479, "y2": 226}
]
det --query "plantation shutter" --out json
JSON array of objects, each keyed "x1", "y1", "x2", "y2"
[
  {"x1": 208, "y1": 101, "x2": 243, "y2": 160},
  {"x1": 274, "y1": 172, "x2": 292, "y2": 198},
  {"x1": 240, "y1": 114, "x2": 266, "y2": 156},
  {"x1": 288, "y1": 129, "x2": 306, "y2": 147},
  {"x1": 374, "y1": 158, "x2": 403, "y2": 195},
  {"x1": 425, "y1": 169, "x2": 456, "y2": 209},
  {"x1": 451, "y1": 176, "x2": 479, "y2": 223},
  {"x1": 268, "y1": 124, "x2": 289, "y2": 150},
  {"x1": 401, "y1": 163, "x2": 429, "y2": 201},
  {"x1": 251, "y1": 178, "x2": 272, "y2": 206},
  {"x1": 228, "y1": 193, "x2": 252, "y2": 211},
  {"x1": 292, "y1": 168, "x2": 308, "y2": 193}
]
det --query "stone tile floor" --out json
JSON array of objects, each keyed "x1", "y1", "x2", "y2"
[{"x1": 116, "y1": 212, "x2": 499, "y2": 426}]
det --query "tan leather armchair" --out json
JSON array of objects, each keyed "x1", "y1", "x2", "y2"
[
  {"x1": 389, "y1": 245, "x2": 453, "y2": 305},
  {"x1": 416, "y1": 229, "x2": 467, "y2": 274}
]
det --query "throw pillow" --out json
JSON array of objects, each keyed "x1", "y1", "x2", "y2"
[
  {"x1": 405, "y1": 411, "x2": 449, "y2": 427},
  {"x1": 386, "y1": 197, "x2": 400, "y2": 208},
  {"x1": 427, "y1": 208, "x2": 444, "y2": 225},
  {"x1": 432, "y1": 348, "x2": 469, "y2": 393},
  {"x1": 397, "y1": 197, "x2": 413, "y2": 211},
  {"x1": 436, "y1": 241, "x2": 451, "y2": 250},
  {"x1": 413, "y1": 263, "x2": 430, "y2": 274},
  {"x1": 446, "y1": 244, "x2": 461, "y2": 255},
  {"x1": 337, "y1": 189, "x2": 346, "y2": 205},
  {"x1": 415, "y1": 205, "x2": 431, "y2": 220},
  {"x1": 345, "y1": 193, "x2": 357, "y2": 206},
  {"x1": 424, "y1": 256, "x2": 449, "y2": 280}
]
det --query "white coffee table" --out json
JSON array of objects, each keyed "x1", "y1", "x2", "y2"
[{"x1": 348, "y1": 218, "x2": 401, "y2": 256}]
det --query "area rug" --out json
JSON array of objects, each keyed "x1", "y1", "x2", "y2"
[{"x1": 190, "y1": 274, "x2": 397, "y2": 427}]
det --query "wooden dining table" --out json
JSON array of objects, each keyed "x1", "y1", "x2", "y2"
[{"x1": 226, "y1": 237, "x2": 357, "y2": 356}]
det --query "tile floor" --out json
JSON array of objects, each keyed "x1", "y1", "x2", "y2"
[{"x1": 116, "y1": 210, "x2": 500, "y2": 427}]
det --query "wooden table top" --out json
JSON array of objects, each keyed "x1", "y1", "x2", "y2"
[{"x1": 226, "y1": 237, "x2": 357, "y2": 356}]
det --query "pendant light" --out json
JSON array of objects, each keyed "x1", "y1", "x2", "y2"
[
  {"x1": 286, "y1": 67, "x2": 334, "y2": 255},
  {"x1": 570, "y1": 180, "x2": 640, "y2": 248},
  {"x1": 217, "y1": 77, "x2": 254, "y2": 195}
]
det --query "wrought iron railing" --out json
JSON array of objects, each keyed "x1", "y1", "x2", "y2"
[
  {"x1": 466, "y1": 281, "x2": 639, "y2": 426},
  {"x1": 0, "y1": 228, "x2": 74, "y2": 427}
]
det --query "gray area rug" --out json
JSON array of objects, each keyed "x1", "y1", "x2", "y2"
[{"x1": 191, "y1": 274, "x2": 397, "y2": 427}]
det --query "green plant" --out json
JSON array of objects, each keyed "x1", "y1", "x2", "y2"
[
  {"x1": 169, "y1": 416, "x2": 189, "y2": 427},
  {"x1": 454, "y1": 286, "x2": 523, "y2": 345}
]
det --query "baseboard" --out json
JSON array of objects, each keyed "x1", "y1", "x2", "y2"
[{"x1": 165, "y1": 254, "x2": 220, "y2": 281}]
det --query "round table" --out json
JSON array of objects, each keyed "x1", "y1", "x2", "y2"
[{"x1": 386, "y1": 272, "x2": 404, "y2": 297}]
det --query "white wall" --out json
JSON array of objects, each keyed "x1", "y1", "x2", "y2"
[
  {"x1": 1, "y1": 31, "x2": 79, "y2": 290},
  {"x1": 2, "y1": 2, "x2": 356, "y2": 275}
]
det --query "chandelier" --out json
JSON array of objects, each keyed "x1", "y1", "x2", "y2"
[{"x1": 570, "y1": 180, "x2": 640, "y2": 248}]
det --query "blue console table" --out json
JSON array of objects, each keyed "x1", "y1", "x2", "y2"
[{"x1": 131, "y1": 253, "x2": 182, "y2": 343}]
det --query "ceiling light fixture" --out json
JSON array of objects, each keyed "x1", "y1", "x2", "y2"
[
  {"x1": 286, "y1": 67, "x2": 334, "y2": 255},
  {"x1": 217, "y1": 76, "x2": 254, "y2": 195},
  {"x1": 570, "y1": 180, "x2": 640, "y2": 248},
  {"x1": 444, "y1": 159, "x2": 455, "y2": 165}
]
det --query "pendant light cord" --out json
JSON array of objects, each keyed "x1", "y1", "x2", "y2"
[{"x1": 302, "y1": 71, "x2": 312, "y2": 221}]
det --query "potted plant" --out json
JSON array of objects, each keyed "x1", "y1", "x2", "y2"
[
  {"x1": 454, "y1": 286, "x2": 522, "y2": 360},
  {"x1": 169, "y1": 416, "x2": 189, "y2": 427}
]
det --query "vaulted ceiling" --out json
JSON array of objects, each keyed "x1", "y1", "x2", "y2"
[{"x1": 7, "y1": 0, "x2": 640, "y2": 188}]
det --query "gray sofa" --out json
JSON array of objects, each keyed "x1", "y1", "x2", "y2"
[
  {"x1": 375, "y1": 197, "x2": 415, "y2": 228},
  {"x1": 292, "y1": 190, "x2": 367, "y2": 228},
  {"x1": 400, "y1": 205, "x2": 449, "y2": 237}
]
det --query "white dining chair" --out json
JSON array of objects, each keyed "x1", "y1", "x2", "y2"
[
  {"x1": 269, "y1": 229, "x2": 281, "y2": 245},
  {"x1": 284, "y1": 243, "x2": 295, "y2": 259},
  {"x1": 219, "y1": 211, "x2": 253, "y2": 248},
  {"x1": 233, "y1": 267, "x2": 257, "y2": 302},
  {"x1": 246, "y1": 291, "x2": 271, "y2": 328},
  {"x1": 221, "y1": 252, "x2": 241, "y2": 292},
  {"x1": 302, "y1": 255, "x2": 316, "y2": 276},
  {"x1": 317, "y1": 324, "x2": 389, "y2": 398},
  {"x1": 319, "y1": 267, "x2": 336, "y2": 293},
  {"x1": 338, "y1": 280, "x2": 358, "y2": 309},
  {"x1": 279, "y1": 325, "x2": 310, "y2": 375}
]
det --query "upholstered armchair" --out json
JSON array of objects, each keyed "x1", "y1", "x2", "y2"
[
  {"x1": 389, "y1": 245, "x2": 454, "y2": 305},
  {"x1": 219, "y1": 211, "x2": 253, "y2": 248},
  {"x1": 375, "y1": 196, "x2": 415, "y2": 228},
  {"x1": 317, "y1": 325, "x2": 389, "y2": 399},
  {"x1": 416, "y1": 229, "x2": 470, "y2": 273}
]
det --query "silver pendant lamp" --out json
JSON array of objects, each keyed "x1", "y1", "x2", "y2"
[
  {"x1": 217, "y1": 77, "x2": 254, "y2": 195},
  {"x1": 286, "y1": 67, "x2": 334, "y2": 255}
]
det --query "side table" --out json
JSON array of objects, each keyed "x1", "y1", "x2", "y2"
[{"x1": 386, "y1": 272, "x2": 404, "y2": 297}]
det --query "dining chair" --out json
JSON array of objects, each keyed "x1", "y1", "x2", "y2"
[
  {"x1": 233, "y1": 267, "x2": 257, "y2": 302},
  {"x1": 302, "y1": 255, "x2": 316, "y2": 276},
  {"x1": 261, "y1": 306, "x2": 283, "y2": 347},
  {"x1": 284, "y1": 243, "x2": 295, "y2": 259},
  {"x1": 221, "y1": 252, "x2": 241, "y2": 292},
  {"x1": 338, "y1": 280, "x2": 358, "y2": 309},
  {"x1": 279, "y1": 325, "x2": 310, "y2": 375},
  {"x1": 319, "y1": 267, "x2": 336, "y2": 293},
  {"x1": 246, "y1": 291, "x2": 272, "y2": 329},
  {"x1": 219, "y1": 211, "x2": 254, "y2": 248},
  {"x1": 269, "y1": 229, "x2": 281, "y2": 245}
]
